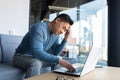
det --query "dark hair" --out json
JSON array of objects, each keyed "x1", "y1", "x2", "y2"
[{"x1": 54, "y1": 14, "x2": 74, "y2": 25}]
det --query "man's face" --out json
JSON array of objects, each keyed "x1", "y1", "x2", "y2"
[{"x1": 52, "y1": 18, "x2": 71, "y2": 35}]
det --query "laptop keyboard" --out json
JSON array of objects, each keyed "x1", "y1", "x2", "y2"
[{"x1": 75, "y1": 67, "x2": 83, "y2": 73}]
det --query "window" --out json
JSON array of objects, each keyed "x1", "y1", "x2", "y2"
[{"x1": 49, "y1": 0, "x2": 108, "y2": 66}]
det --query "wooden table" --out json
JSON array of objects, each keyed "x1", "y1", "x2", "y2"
[{"x1": 26, "y1": 66, "x2": 120, "y2": 80}]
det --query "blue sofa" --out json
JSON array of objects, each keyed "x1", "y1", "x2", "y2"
[{"x1": 0, "y1": 34, "x2": 51, "y2": 80}]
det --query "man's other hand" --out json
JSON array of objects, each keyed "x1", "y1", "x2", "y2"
[{"x1": 64, "y1": 28, "x2": 71, "y2": 41}]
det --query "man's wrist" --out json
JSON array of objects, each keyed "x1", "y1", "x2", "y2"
[
  {"x1": 64, "y1": 37, "x2": 68, "y2": 42},
  {"x1": 58, "y1": 58, "x2": 63, "y2": 64}
]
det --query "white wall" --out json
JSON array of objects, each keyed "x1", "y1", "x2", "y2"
[{"x1": 0, "y1": 0, "x2": 30, "y2": 36}]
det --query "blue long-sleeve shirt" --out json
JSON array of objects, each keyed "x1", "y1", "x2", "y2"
[{"x1": 16, "y1": 22, "x2": 67, "y2": 63}]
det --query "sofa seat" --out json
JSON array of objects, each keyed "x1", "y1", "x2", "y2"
[
  {"x1": 0, "y1": 63, "x2": 25, "y2": 80},
  {"x1": 0, "y1": 34, "x2": 52, "y2": 80}
]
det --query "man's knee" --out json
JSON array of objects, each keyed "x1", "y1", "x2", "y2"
[
  {"x1": 26, "y1": 59, "x2": 43, "y2": 78},
  {"x1": 30, "y1": 59, "x2": 43, "y2": 69}
]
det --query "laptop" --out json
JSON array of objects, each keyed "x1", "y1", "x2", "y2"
[{"x1": 53, "y1": 47, "x2": 102, "y2": 77}]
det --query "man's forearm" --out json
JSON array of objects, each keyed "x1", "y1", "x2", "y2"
[
  {"x1": 32, "y1": 50, "x2": 60, "y2": 63},
  {"x1": 53, "y1": 39, "x2": 67, "y2": 55}
]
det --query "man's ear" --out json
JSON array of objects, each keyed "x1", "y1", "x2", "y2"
[{"x1": 55, "y1": 18, "x2": 61, "y2": 23}]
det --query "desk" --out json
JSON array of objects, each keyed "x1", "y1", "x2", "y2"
[{"x1": 26, "y1": 66, "x2": 120, "y2": 80}]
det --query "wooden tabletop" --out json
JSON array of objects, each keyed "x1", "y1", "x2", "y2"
[{"x1": 26, "y1": 66, "x2": 120, "y2": 80}]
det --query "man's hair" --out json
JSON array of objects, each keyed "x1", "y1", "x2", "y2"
[{"x1": 54, "y1": 14, "x2": 74, "y2": 25}]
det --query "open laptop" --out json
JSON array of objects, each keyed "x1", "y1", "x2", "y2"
[{"x1": 53, "y1": 47, "x2": 102, "y2": 77}]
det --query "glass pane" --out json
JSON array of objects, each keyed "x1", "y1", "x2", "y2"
[{"x1": 49, "y1": 0, "x2": 108, "y2": 66}]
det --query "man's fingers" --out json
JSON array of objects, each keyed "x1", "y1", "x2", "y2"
[
  {"x1": 66, "y1": 64, "x2": 75, "y2": 71},
  {"x1": 59, "y1": 59, "x2": 75, "y2": 71},
  {"x1": 69, "y1": 65, "x2": 75, "y2": 71}
]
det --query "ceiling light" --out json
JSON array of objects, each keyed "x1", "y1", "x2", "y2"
[{"x1": 48, "y1": 6, "x2": 70, "y2": 11}]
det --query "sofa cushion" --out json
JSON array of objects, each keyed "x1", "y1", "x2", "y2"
[
  {"x1": 0, "y1": 46, "x2": 1, "y2": 62},
  {"x1": 0, "y1": 63, "x2": 25, "y2": 80},
  {"x1": 0, "y1": 35, "x2": 2, "y2": 62},
  {"x1": 40, "y1": 66, "x2": 51, "y2": 74},
  {"x1": 0, "y1": 34, "x2": 23, "y2": 62}
]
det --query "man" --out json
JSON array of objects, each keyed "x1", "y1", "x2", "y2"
[{"x1": 12, "y1": 14, "x2": 75, "y2": 78}]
